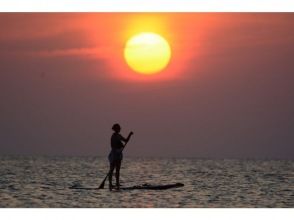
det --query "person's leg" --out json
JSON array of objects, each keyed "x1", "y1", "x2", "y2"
[
  {"x1": 108, "y1": 162, "x2": 115, "y2": 190},
  {"x1": 115, "y1": 160, "x2": 121, "y2": 189}
]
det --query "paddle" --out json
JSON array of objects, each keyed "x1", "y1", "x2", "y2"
[{"x1": 98, "y1": 140, "x2": 130, "y2": 189}]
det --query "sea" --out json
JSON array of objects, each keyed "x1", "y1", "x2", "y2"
[{"x1": 0, "y1": 156, "x2": 293, "y2": 208}]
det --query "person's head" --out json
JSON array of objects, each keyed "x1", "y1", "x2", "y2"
[{"x1": 112, "y1": 123, "x2": 121, "y2": 133}]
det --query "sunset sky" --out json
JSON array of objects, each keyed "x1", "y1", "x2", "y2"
[{"x1": 1, "y1": 13, "x2": 293, "y2": 158}]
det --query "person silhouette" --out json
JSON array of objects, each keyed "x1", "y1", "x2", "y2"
[{"x1": 108, "y1": 123, "x2": 133, "y2": 190}]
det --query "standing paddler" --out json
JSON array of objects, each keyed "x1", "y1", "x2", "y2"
[{"x1": 108, "y1": 123, "x2": 134, "y2": 190}]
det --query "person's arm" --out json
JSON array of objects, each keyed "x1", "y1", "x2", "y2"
[{"x1": 120, "y1": 132, "x2": 134, "y2": 143}]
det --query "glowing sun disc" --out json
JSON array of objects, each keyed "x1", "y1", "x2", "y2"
[{"x1": 124, "y1": 32, "x2": 171, "y2": 75}]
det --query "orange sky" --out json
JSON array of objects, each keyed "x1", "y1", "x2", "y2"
[
  {"x1": 0, "y1": 13, "x2": 294, "y2": 158},
  {"x1": 1, "y1": 13, "x2": 293, "y2": 82}
]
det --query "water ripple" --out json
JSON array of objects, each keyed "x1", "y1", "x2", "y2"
[{"x1": 0, "y1": 156, "x2": 293, "y2": 207}]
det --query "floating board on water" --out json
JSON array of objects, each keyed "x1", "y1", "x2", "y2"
[
  {"x1": 69, "y1": 186, "x2": 99, "y2": 190},
  {"x1": 69, "y1": 183, "x2": 184, "y2": 190},
  {"x1": 121, "y1": 183, "x2": 184, "y2": 190}
]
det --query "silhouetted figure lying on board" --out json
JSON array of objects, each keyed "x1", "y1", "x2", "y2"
[{"x1": 108, "y1": 123, "x2": 133, "y2": 191}]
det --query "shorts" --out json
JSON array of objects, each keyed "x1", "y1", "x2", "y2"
[{"x1": 108, "y1": 149, "x2": 123, "y2": 164}]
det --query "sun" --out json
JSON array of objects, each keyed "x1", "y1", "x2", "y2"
[{"x1": 124, "y1": 32, "x2": 171, "y2": 75}]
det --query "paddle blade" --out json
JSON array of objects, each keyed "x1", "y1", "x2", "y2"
[
  {"x1": 98, "y1": 181, "x2": 105, "y2": 189},
  {"x1": 98, "y1": 174, "x2": 108, "y2": 189}
]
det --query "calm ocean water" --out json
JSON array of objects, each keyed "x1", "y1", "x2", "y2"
[{"x1": 0, "y1": 156, "x2": 293, "y2": 208}]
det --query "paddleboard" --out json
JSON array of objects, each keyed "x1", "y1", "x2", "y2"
[
  {"x1": 69, "y1": 183, "x2": 184, "y2": 190},
  {"x1": 121, "y1": 183, "x2": 184, "y2": 190}
]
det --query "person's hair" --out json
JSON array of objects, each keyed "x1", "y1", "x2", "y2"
[{"x1": 112, "y1": 123, "x2": 121, "y2": 131}]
